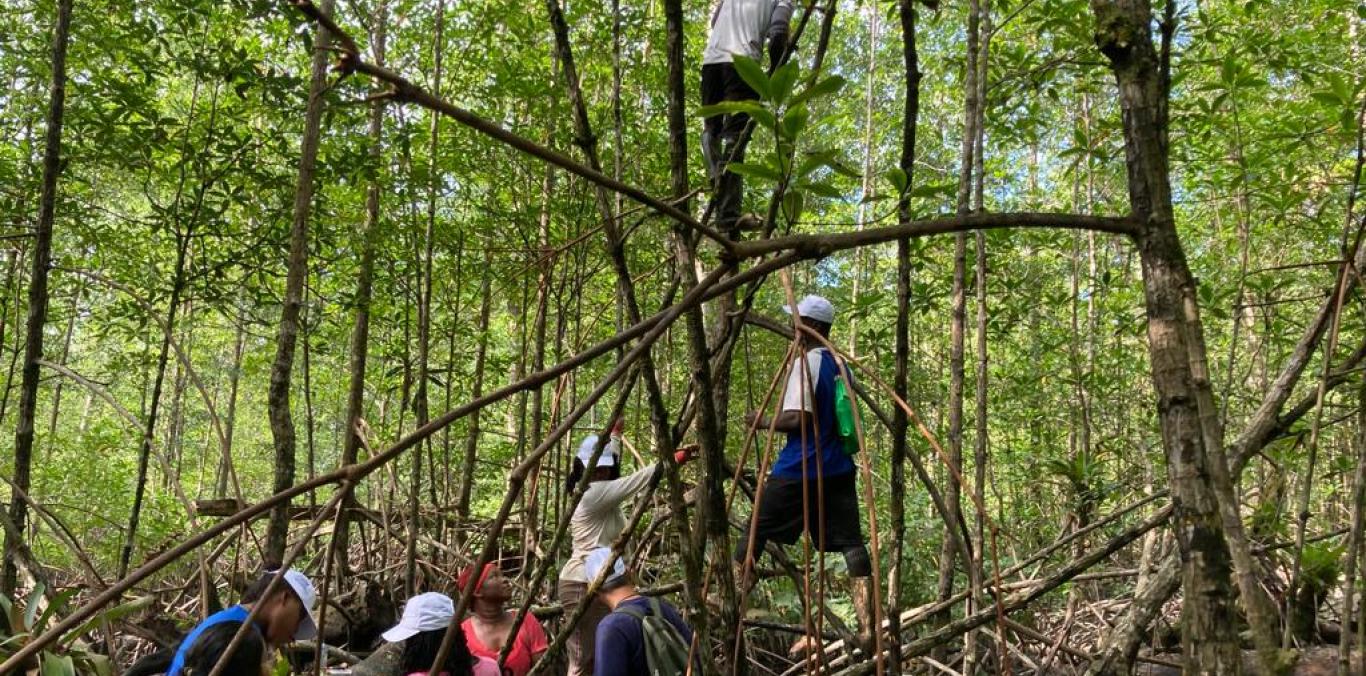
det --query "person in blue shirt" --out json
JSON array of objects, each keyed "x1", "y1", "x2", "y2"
[
  {"x1": 165, "y1": 568, "x2": 319, "y2": 676},
  {"x1": 178, "y1": 620, "x2": 266, "y2": 676},
  {"x1": 737, "y1": 294, "x2": 875, "y2": 653},
  {"x1": 584, "y1": 547, "x2": 693, "y2": 676}
]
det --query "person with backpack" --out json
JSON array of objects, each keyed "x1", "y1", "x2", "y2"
[
  {"x1": 557, "y1": 422, "x2": 699, "y2": 676},
  {"x1": 584, "y1": 547, "x2": 694, "y2": 676},
  {"x1": 700, "y1": 0, "x2": 794, "y2": 231},
  {"x1": 737, "y1": 294, "x2": 876, "y2": 653}
]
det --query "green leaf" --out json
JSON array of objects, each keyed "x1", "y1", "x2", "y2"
[
  {"x1": 884, "y1": 168, "x2": 908, "y2": 195},
  {"x1": 910, "y1": 182, "x2": 955, "y2": 199},
  {"x1": 790, "y1": 75, "x2": 847, "y2": 108},
  {"x1": 731, "y1": 56, "x2": 771, "y2": 101},
  {"x1": 782, "y1": 189, "x2": 805, "y2": 223},
  {"x1": 65, "y1": 595, "x2": 156, "y2": 644},
  {"x1": 695, "y1": 100, "x2": 766, "y2": 118},
  {"x1": 770, "y1": 62, "x2": 799, "y2": 107},
  {"x1": 728, "y1": 162, "x2": 783, "y2": 182},
  {"x1": 800, "y1": 180, "x2": 843, "y2": 199},
  {"x1": 35, "y1": 588, "x2": 79, "y2": 634},
  {"x1": 1310, "y1": 91, "x2": 1342, "y2": 107},
  {"x1": 41, "y1": 653, "x2": 75, "y2": 676},
  {"x1": 24, "y1": 584, "x2": 46, "y2": 630},
  {"x1": 780, "y1": 104, "x2": 810, "y2": 140}
]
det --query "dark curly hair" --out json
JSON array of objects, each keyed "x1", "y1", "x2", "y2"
[
  {"x1": 400, "y1": 627, "x2": 477, "y2": 675},
  {"x1": 182, "y1": 621, "x2": 265, "y2": 675}
]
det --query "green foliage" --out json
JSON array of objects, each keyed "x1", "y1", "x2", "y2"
[{"x1": 0, "y1": 585, "x2": 150, "y2": 676}]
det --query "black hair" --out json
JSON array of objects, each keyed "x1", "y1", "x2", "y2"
[
  {"x1": 805, "y1": 319, "x2": 832, "y2": 339},
  {"x1": 241, "y1": 569, "x2": 301, "y2": 607},
  {"x1": 182, "y1": 621, "x2": 265, "y2": 676},
  {"x1": 599, "y1": 571, "x2": 635, "y2": 595},
  {"x1": 400, "y1": 628, "x2": 477, "y2": 675},
  {"x1": 565, "y1": 457, "x2": 621, "y2": 493}
]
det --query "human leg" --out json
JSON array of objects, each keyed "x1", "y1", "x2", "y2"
[{"x1": 558, "y1": 577, "x2": 608, "y2": 676}]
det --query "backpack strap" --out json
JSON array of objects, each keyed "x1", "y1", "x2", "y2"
[{"x1": 614, "y1": 601, "x2": 648, "y2": 621}]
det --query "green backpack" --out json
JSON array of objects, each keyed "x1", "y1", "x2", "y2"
[
  {"x1": 613, "y1": 598, "x2": 694, "y2": 676},
  {"x1": 833, "y1": 359, "x2": 860, "y2": 455}
]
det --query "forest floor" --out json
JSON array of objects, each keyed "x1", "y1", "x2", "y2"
[{"x1": 1133, "y1": 648, "x2": 1361, "y2": 675}]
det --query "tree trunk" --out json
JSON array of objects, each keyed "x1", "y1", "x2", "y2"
[
  {"x1": 455, "y1": 267, "x2": 493, "y2": 532},
  {"x1": 217, "y1": 309, "x2": 246, "y2": 499},
  {"x1": 3, "y1": 0, "x2": 71, "y2": 596},
  {"x1": 889, "y1": 0, "x2": 921, "y2": 672},
  {"x1": 336, "y1": 0, "x2": 387, "y2": 578},
  {"x1": 1340, "y1": 376, "x2": 1366, "y2": 675},
  {"x1": 1091, "y1": 1, "x2": 1251, "y2": 670},
  {"x1": 46, "y1": 275, "x2": 84, "y2": 434},
  {"x1": 267, "y1": 0, "x2": 332, "y2": 563},
  {"x1": 935, "y1": 0, "x2": 980, "y2": 657},
  {"x1": 408, "y1": 0, "x2": 443, "y2": 597}
]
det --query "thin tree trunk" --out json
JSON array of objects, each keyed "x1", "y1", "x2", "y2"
[
  {"x1": 455, "y1": 268, "x2": 493, "y2": 533},
  {"x1": 889, "y1": 1, "x2": 921, "y2": 671},
  {"x1": 46, "y1": 275, "x2": 84, "y2": 434},
  {"x1": 121, "y1": 227, "x2": 191, "y2": 579},
  {"x1": 0, "y1": 251, "x2": 22, "y2": 430},
  {"x1": 408, "y1": 0, "x2": 444, "y2": 597},
  {"x1": 934, "y1": 0, "x2": 980, "y2": 657},
  {"x1": 217, "y1": 309, "x2": 246, "y2": 499},
  {"x1": 336, "y1": 0, "x2": 387, "y2": 578},
  {"x1": 1339, "y1": 377, "x2": 1366, "y2": 675},
  {"x1": 267, "y1": 0, "x2": 332, "y2": 563},
  {"x1": 3, "y1": 0, "x2": 71, "y2": 596}
]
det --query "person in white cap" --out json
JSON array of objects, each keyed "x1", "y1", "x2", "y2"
[
  {"x1": 700, "y1": 0, "x2": 795, "y2": 230},
  {"x1": 165, "y1": 568, "x2": 319, "y2": 676},
  {"x1": 583, "y1": 547, "x2": 693, "y2": 676},
  {"x1": 382, "y1": 592, "x2": 498, "y2": 676},
  {"x1": 739, "y1": 294, "x2": 876, "y2": 653},
  {"x1": 556, "y1": 419, "x2": 699, "y2": 676}
]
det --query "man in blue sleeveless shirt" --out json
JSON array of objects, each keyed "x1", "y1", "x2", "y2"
[
  {"x1": 166, "y1": 568, "x2": 318, "y2": 676},
  {"x1": 737, "y1": 294, "x2": 874, "y2": 653}
]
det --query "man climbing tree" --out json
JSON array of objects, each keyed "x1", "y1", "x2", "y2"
[
  {"x1": 700, "y1": 0, "x2": 793, "y2": 231},
  {"x1": 738, "y1": 294, "x2": 876, "y2": 653}
]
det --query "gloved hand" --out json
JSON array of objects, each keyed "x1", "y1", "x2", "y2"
[
  {"x1": 768, "y1": 31, "x2": 789, "y2": 69},
  {"x1": 673, "y1": 444, "x2": 701, "y2": 465}
]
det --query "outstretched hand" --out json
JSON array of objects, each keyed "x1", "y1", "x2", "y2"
[
  {"x1": 673, "y1": 444, "x2": 700, "y2": 465},
  {"x1": 610, "y1": 417, "x2": 625, "y2": 437}
]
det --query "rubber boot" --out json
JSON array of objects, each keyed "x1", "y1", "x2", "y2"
[{"x1": 851, "y1": 576, "x2": 876, "y2": 654}]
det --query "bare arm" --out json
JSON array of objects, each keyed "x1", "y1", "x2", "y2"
[{"x1": 745, "y1": 409, "x2": 808, "y2": 434}]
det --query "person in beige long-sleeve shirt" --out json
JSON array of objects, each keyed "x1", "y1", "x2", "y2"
[{"x1": 556, "y1": 422, "x2": 697, "y2": 676}]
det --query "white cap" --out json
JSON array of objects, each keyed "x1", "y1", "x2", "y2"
[
  {"x1": 382, "y1": 592, "x2": 455, "y2": 643},
  {"x1": 783, "y1": 294, "x2": 835, "y2": 324},
  {"x1": 576, "y1": 434, "x2": 619, "y2": 468},
  {"x1": 584, "y1": 547, "x2": 626, "y2": 587},
  {"x1": 281, "y1": 569, "x2": 319, "y2": 641}
]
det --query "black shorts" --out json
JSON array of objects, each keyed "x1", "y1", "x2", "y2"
[{"x1": 745, "y1": 471, "x2": 865, "y2": 552}]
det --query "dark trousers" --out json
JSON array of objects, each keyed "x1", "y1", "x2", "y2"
[{"x1": 701, "y1": 62, "x2": 760, "y2": 227}]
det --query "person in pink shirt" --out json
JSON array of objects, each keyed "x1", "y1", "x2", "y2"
[
  {"x1": 382, "y1": 592, "x2": 499, "y2": 676},
  {"x1": 459, "y1": 563, "x2": 549, "y2": 676}
]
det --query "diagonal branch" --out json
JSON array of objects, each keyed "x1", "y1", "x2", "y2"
[
  {"x1": 286, "y1": 0, "x2": 736, "y2": 254},
  {"x1": 729, "y1": 212, "x2": 1140, "y2": 260}
]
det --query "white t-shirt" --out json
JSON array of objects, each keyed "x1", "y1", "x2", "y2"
[
  {"x1": 781, "y1": 348, "x2": 826, "y2": 414},
  {"x1": 702, "y1": 0, "x2": 795, "y2": 66}
]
